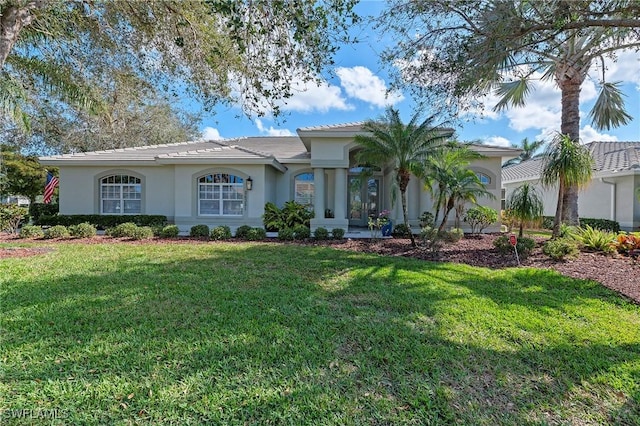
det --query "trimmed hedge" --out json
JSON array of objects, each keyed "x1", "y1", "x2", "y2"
[
  {"x1": 29, "y1": 203, "x2": 59, "y2": 223},
  {"x1": 541, "y1": 216, "x2": 620, "y2": 233},
  {"x1": 36, "y1": 214, "x2": 167, "y2": 229},
  {"x1": 190, "y1": 224, "x2": 210, "y2": 238}
]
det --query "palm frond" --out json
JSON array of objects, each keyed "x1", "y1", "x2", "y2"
[
  {"x1": 588, "y1": 82, "x2": 633, "y2": 131},
  {"x1": 0, "y1": 72, "x2": 30, "y2": 130},
  {"x1": 493, "y1": 78, "x2": 531, "y2": 112}
]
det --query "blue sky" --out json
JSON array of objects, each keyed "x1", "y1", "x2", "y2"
[{"x1": 199, "y1": 1, "x2": 640, "y2": 148}]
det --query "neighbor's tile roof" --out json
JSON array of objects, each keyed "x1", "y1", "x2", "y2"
[
  {"x1": 502, "y1": 141, "x2": 640, "y2": 182},
  {"x1": 297, "y1": 122, "x2": 365, "y2": 132}
]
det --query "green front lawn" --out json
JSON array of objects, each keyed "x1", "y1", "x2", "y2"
[{"x1": 1, "y1": 241, "x2": 639, "y2": 424}]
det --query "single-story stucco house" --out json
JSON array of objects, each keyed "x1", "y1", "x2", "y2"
[
  {"x1": 40, "y1": 122, "x2": 521, "y2": 233},
  {"x1": 502, "y1": 141, "x2": 640, "y2": 231}
]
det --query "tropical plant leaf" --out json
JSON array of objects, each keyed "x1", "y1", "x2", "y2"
[
  {"x1": 493, "y1": 78, "x2": 531, "y2": 111},
  {"x1": 588, "y1": 82, "x2": 633, "y2": 130}
]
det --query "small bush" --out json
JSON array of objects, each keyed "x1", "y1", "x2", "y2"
[
  {"x1": 29, "y1": 203, "x2": 59, "y2": 223},
  {"x1": 314, "y1": 227, "x2": 330, "y2": 240},
  {"x1": 292, "y1": 224, "x2": 310, "y2": 240},
  {"x1": 160, "y1": 225, "x2": 180, "y2": 238},
  {"x1": 106, "y1": 222, "x2": 139, "y2": 238},
  {"x1": 494, "y1": 235, "x2": 535, "y2": 258},
  {"x1": 419, "y1": 226, "x2": 443, "y2": 252},
  {"x1": 441, "y1": 228, "x2": 464, "y2": 243},
  {"x1": 278, "y1": 227, "x2": 295, "y2": 241},
  {"x1": 419, "y1": 211, "x2": 434, "y2": 228},
  {"x1": 464, "y1": 206, "x2": 498, "y2": 235},
  {"x1": 19, "y1": 225, "x2": 44, "y2": 239},
  {"x1": 131, "y1": 226, "x2": 154, "y2": 240},
  {"x1": 543, "y1": 238, "x2": 580, "y2": 260},
  {"x1": 211, "y1": 225, "x2": 232, "y2": 240},
  {"x1": 190, "y1": 224, "x2": 210, "y2": 238},
  {"x1": 69, "y1": 222, "x2": 97, "y2": 238},
  {"x1": 246, "y1": 227, "x2": 267, "y2": 241},
  {"x1": 392, "y1": 223, "x2": 411, "y2": 238},
  {"x1": 580, "y1": 218, "x2": 620, "y2": 233},
  {"x1": 44, "y1": 225, "x2": 71, "y2": 239},
  {"x1": 331, "y1": 228, "x2": 345, "y2": 239},
  {"x1": 35, "y1": 214, "x2": 167, "y2": 229},
  {"x1": 0, "y1": 204, "x2": 28, "y2": 234},
  {"x1": 573, "y1": 225, "x2": 616, "y2": 254},
  {"x1": 612, "y1": 232, "x2": 640, "y2": 255},
  {"x1": 541, "y1": 216, "x2": 555, "y2": 230},
  {"x1": 235, "y1": 225, "x2": 252, "y2": 239}
]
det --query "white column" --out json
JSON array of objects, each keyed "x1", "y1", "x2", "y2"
[
  {"x1": 313, "y1": 167, "x2": 325, "y2": 219},
  {"x1": 333, "y1": 168, "x2": 347, "y2": 220}
]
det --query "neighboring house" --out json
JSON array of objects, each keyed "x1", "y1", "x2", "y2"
[
  {"x1": 39, "y1": 123, "x2": 520, "y2": 233},
  {"x1": 0, "y1": 195, "x2": 30, "y2": 206},
  {"x1": 502, "y1": 141, "x2": 640, "y2": 231}
]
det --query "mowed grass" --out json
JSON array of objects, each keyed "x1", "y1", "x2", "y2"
[{"x1": 1, "y1": 241, "x2": 639, "y2": 425}]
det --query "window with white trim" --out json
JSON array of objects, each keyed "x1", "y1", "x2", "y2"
[
  {"x1": 198, "y1": 173, "x2": 244, "y2": 216},
  {"x1": 294, "y1": 172, "x2": 314, "y2": 208},
  {"x1": 100, "y1": 175, "x2": 142, "y2": 214},
  {"x1": 476, "y1": 172, "x2": 491, "y2": 185}
]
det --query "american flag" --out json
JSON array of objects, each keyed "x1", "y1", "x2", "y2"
[{"x1": 43, "y1": 172, "x2": 59, "y2": 204}]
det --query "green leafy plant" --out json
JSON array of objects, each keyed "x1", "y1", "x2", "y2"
[
  {"x1": 331, "y1": 228, "x2": 345, "y2": 240},
  {"x1": 572, "y1": 225, "x2": 616, "y2": 254},
  {"x1": 235, "y1": 225, "x2": 253, "y2": 239},
  {"x1": 543, "y1": 238, "x2": 580, "y2": 260},
  {"x1": 580, "y1": 218, "x2": 620, "y2": 233},
  {"x1": 131, "y1": 226, "x2": 154, "y2": 240},
  {"x1": 392, "y1": 223, "x2": 411, "y2": 238},
  {"x1": 314, "y1": 227, "x2": 330, "y2": 240},
  {"x1": 245, "y1": 227, "x2": 267, "y2": 241},
  {"x1": 277, "y1": 227, "x2": 295, "y2": 241},
  {"x1": 441, "y1": 228, "x2": 464, "y2": 243},
  {"x1": 292, "y1": 224, "x2": 310, "y2": 240},
  {"x1": 19, "y1": 224, "x2": 44, "y2": 239},
  {"x1": 210, "y1": 225, "x2": 232, "y2": 241},
  {"x1": 36, "y1": 214, "x2": 167, "y2": 229},
  {"x1": 69, "y1": 222, "x2": 97, "y2": 238},
  {"x1": 190, "y1": 224, "x2": 210, "y2": 238},
  {"x1": 281, "y1": 201, "x2": 314, "y2": 228},
  {"x1": 262, "y1": 202, "x2": 284, "y2": 231},
  {"x1": 44, "y1": 225, "x2": 71, "y2": 239},
  {"x1": 160, "y1": 225, "x2": 180, "y2": 238},
  {"x1": 494, "y1": 235, "x2": 535, "y2": 259},
  {"x1": 612, "y1": 232, "x2": 640, "y2": 255},
  {"x1": 106, "y1": 222, "x2": 139, "y2": 238},
  {"x1": 418, "y1": 211, "x2": 434, "y2": 228},
  {"x1": 464, "y1": 206, "x2": 498, "y2": 235},
  {"x1": 419, "y1": 226, "x2": 443, "y2": 252},
  {"x1": 0, "y1": 204, "x2": 28, "y2": 234}
]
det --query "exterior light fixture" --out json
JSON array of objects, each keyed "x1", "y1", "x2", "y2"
[{"x1": 246, "y1": 177, "x2": 253, "y2": 190}]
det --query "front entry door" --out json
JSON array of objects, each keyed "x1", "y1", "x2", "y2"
[{"x1": 348, "y1": 176, "x2": 381, "y2": 227}]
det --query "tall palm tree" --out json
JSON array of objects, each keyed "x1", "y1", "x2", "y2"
[
  {"x1": 355, "y1": 107, "x2": 453, "y2": 247},
  {"x1": 541, "y1": 133, "x2": 594, "y2": 238},
  {"x1": 506, "y1": 183, "x2": 544, "y2": 238},
  {"x1": 502, "y1": 137, "x2": 545, "y2": 167}
]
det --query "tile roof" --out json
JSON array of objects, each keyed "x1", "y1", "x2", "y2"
[
  {"x1": 502, "y1": 141, "x2": 640, "y2": 183},
  {"x1": 297, "y1": 122, "x2": 365, "y2": 132}
]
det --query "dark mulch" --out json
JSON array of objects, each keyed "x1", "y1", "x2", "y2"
[{"x1": 2, "y1": 233, "x2": 639, "y2": 304}]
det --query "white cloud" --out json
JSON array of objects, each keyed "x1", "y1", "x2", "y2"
[
  {"x1": 280, "y1": 78, "x2": 354, "y2": 113},
  {"x1": 579, "y1": 125, "x2": 618, "y2": 143},
  {"x1": 335, "y1": 66, "x2": 404, "y2": 107},
  {"x1": 255, "y1": 119, "x2": 294, "y2": 137},
  {"x1": 484, "y1": 136, "x2": 512, "y2": 147},
  {"x1": 591, "y1": 49, "x2": 640, "y2": 89},
  {"x1": 201, "y1": 127, "x2": 223, "y2": 140}
]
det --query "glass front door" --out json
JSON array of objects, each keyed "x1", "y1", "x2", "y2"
[{"x1": 348, "y1": 176, "x2": 381, "y2": 227}]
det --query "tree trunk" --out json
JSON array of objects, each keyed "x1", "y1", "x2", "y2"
[
  {"x1": 438, "y1": 197, "x2": 454, "y2": 233},
  {"x1": 0, "y1": 2, "x2": 41, "y2": 69},
  {"x1": 397, "y1": 169, "x2": 415, "y2": 247},
  {"x1": 553, "y1": 179, "x2": 565, "y2": 238}
]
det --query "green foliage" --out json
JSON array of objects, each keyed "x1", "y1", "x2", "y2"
[
  {"x1": 19, "y1": 224, "x2": 44, "y2": 239},
  {"x1": 314, "y1": 227, "x2": 330, "y2": 240},
  {"x1": 573, "y1": 225, "x2": 616, "y2": 254},
  {"x1": 392, "y1": 223, "x2": 411, "y2": 238},
  {"x1": 36, "y1": 214, "x2": 167, "y2": 229},
  {"x1": 506, "y1": 183, "x2": 544, "y2": 237},
  {"x1": 419, "y1": 226, "x2": 443, "y2": 252},
  {"x1": 464, "y1": 206, "x2": 498, "y2": 235},
  {"x1": 278, "y1": 227, "x2": 295, "y2": 241},
  {"x1": 580, "y1": 218, "x2": 620, "y2": 233},
  {"x1": 612, "y1": 232, "x2": 640, "y2": 255},
  {"x1": 106, "y1": 222, "x2": 139, "y2": 238},
  {"x1": 494, "y1": 236, "x2": 535, "y2": 259},
  {"x1": 441, "y1": 228, "x2": 464, "y2": 243},
  {"x1": 29, "y1": 203, "x2": 59, "y2": 223},
  {"x1": 542, "y1": 238, "x2": 580, "y2": 261},
  {"x1": 245, "y1": 227, "x2": 267, "y2": 241},
  {"x1": 44, "y1": 225, "x2": 70, "y2": 239},
  {"x1": 0, "y1": 204, "x2": 28, "y2": 233},
  {"x1": 331, "y1": 228, "x2": 345, "y2": 240},
  {"x1": 190, "y1": 224, "x2": 210, "y2": 238},
  {"x1": 210, "y1": 225, "x2": 232, "y2": 241},
  {"x1": 263, "y1": 202, "x2": 284, "y2": 231},
  {"x1": 541, "y1": 216, "x2": 555, "y2": 230},
  {"x1": 235, "y1": 225, "x2": 253, "y2": 239},
  {"x1": 0, "y1": 146, "x2": 47, "y2": 202},
  {"x1": 131, "y1": 226, "x2": 154, "y2": 241},
  {"x1": 263, "y1": 201, "x2": 313, "y2": 231},
  {"x1": 418, "y1": 211, "x2": 434, "y2": 228},
  {"x1": 160, "y1": 225, "x2": 180, "y2": 238},
  {"x1": 292, "y1": 224, "x2": 311, "y2": 240},
  {"x1": 68, "y1": 222, "x2": 97, "y2": 238}
]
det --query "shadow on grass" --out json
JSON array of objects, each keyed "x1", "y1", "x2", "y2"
[{"x1": 2, "y1": 242, "x2": 639, "y2": 424}]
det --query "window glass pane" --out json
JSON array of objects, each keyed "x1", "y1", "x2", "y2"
[
  {"x1": 123, "y1": 200, "x2": 141, "y2": 213},
  {"x1": 294, "y1": 173, "x2": 314, "y2": 207},
  {"x1": 123, "y1": 185, "x2": 141, "y2": 199},
  {"x1": 102, "y1": 200, "x2": 120, "y2": 213},
  {"x1": 200, "y1": 200, "x2": 219, "y2": 215},
  {"x1": 223, "y1": 200, "x2": 243, "y2": 215}
]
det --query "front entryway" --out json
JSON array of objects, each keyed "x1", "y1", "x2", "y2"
[{"x1": 348, "y1": 175, "x2": 381, "y2": 227}]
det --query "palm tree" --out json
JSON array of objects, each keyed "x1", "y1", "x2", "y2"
[
  {"x1": 502, "y1": 137, "x2": 545, "y2": 167},
  {"x1": 506, "y1": 183, "x2": 544, "y2": 238},
  {"x1": 541, "y1": 133, "x2": 594, "y2": 238},
  {"x1": 355, "y1": 107, "x2": 453, "y2": 247}
]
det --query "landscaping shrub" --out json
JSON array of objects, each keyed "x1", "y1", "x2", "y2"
[
  {"x1": 106, "y1": 222, "x2": 139, "y2": 238},
  {"x1": 313, "y1": 227, "x2": 329, "y2": 240},
  {"x1": 292, "y1": 224, "x2": 310, "y2": 240},
  {"x1": 69, "y1": 222, "x2": 97, "y2": 238},
  {"x1": 464, "y1": 206, "x2": 498, "y2": 235},
  {"x1": 235, "y1": 225, "x2": 252, "y2": 239},
  {"x1": 190, "y1": 224, "x2": 210, "y2": 238},
  {"x1": 580, "y1": 218, "x2": 620, "y2": 233},
  {"x1": 542, "y1": 238, "x2": 580, "y2": 260},
  {"x1": 210, "y1": 225, "x2": 232, "y2": 240},
  {"x1": 278, "y1": 227, "x2": 295, "y2": 241},
  {"x1": 0, "y1": 204, "x2": 28, "y2": 234},
  {"x1": 131, "y1": 226, "x2": 154, "y2": 240},
  {"x1": 44, "y1": 225, "x2": 71, "y2": 239},
  {"x1": 612, "y1": 232, "x2": 640, "y2": 255},
  {"x1": 36, "y1": 214, "x2": 167, "y2": 229},
  {"x1": 441, "y1": 228, "x2": 464, "y2": 243},
  {"x1": 493, "y1": 235, "x2": 535, "y2": 258},
  {"x1": 418, "y1": 211, "x2": 434, "y2": 228},
  {"x1": 392, "y1": 223, "x2": 411, "y2": 238},
  {"x1": 160, "y1": 225, "x2": 180, "y2": 238},
  {"x1": 419, "y1": 226, "x2": 443, "y2": 252},
  {"x1": 541, "y1": 216, "x2": 555, "y2": 230},
  {"x1": 246, "y1": 227, "x2": 266, "y2": 241},
  {"x1": 573, "y1": 225, "x2": 616, "y2": 254},
  {"x1": 331, "y1": 228, "x2": 345, "y2": 239},
  {"x1": 29, "y1": 203, "x2": 58, "y2": 223},
  {"x1": 262, "y1": 201, "x2": 314, "y2": 231},
  {"x1": 19, "y1": 225, "x2": 44, "y2": 239}
]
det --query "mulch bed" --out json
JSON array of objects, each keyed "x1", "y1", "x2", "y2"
[{"x1": 2, "y1": 233, "x2": 639, "y2": 304}]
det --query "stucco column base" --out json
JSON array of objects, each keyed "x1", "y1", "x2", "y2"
[{"x1": 311, "y1": 218, "x2": 349, "y2": 232}]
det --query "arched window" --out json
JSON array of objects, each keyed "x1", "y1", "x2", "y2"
[
  {"x1": 100, "y1": 175, "x2": 141, "y2": 214},
  {"x1": 476, "y1": 172, "x2": 491, "y2": 185},
  {"x1": 198, "y1": 173, "x2": 244, "y2": 216},
  {"x1": 294, "y1": 172, "x2": 314, "y2": 207}
]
